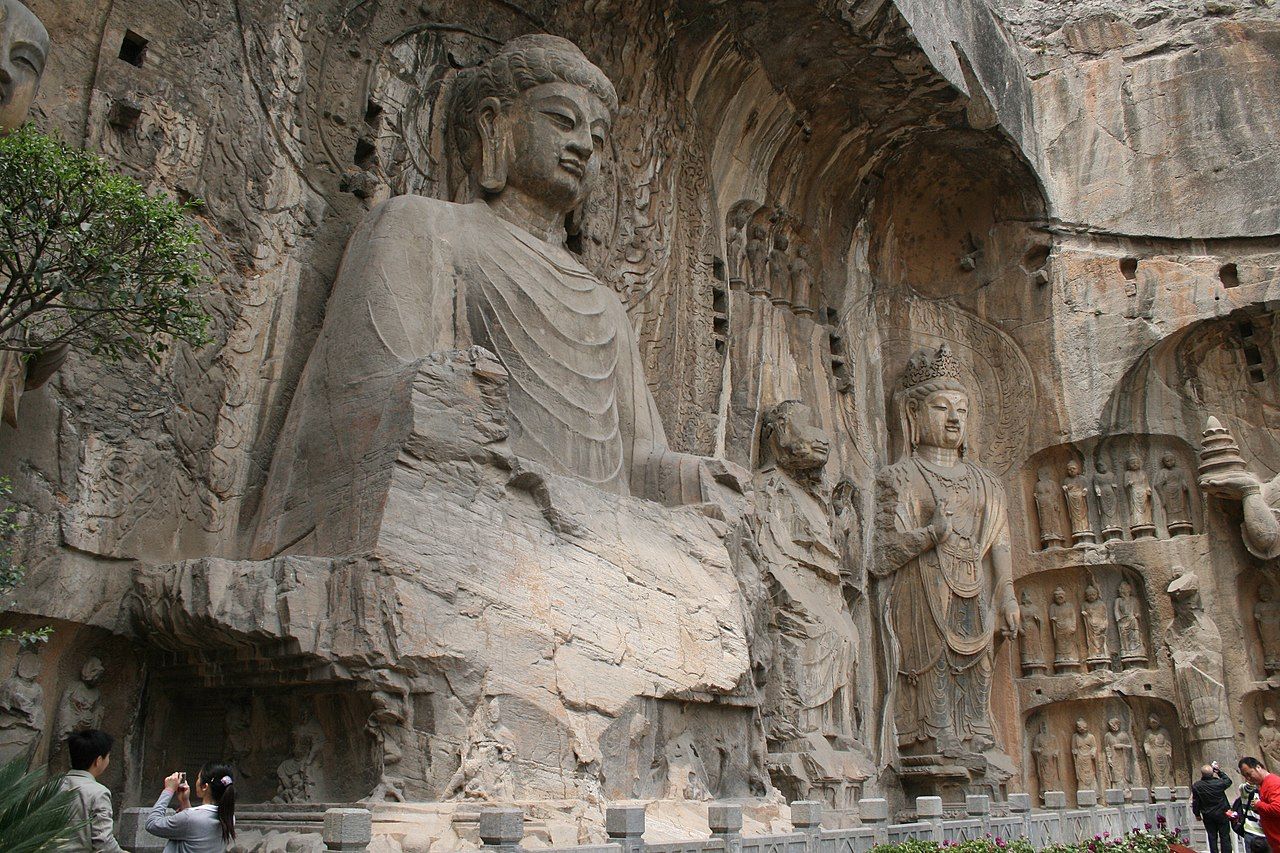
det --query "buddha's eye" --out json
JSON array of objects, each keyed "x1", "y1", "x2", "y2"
[
  {"x1": 542, "y1": 110, "x2": 575, "y2": 131},
  {"x1": 12, "y1": 53, "x2": 39, "y2": 74}
]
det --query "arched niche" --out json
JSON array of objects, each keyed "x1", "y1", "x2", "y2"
[{"x1": 1239, "y1": 572, "x2": 1280, "y2": 683}]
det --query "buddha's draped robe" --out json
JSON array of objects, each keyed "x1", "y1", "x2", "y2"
[{"x1": 254, "y1": 197, "x2": 703, "y2": 557}]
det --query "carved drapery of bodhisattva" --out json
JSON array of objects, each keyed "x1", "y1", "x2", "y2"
[
  {"x1": 1165, "y1": 572, "x2": 1234, "y2": 768},
  {"x1": 746, "y1": 223, "x2": 770, "y2": 296},
  {"x1": 1200, "y1": 418, "x2": 1280, "y2": 559},
  {"x1": 873, "y1": 344, "x2": 1018, "y2": 762},
  {"x1": 1257, "y1": 708, "x2": 1280, "y2": 773},
  {"x1": 1081, "y1": 577, "x2": 1112, "y2": 671},
  {"x1": 790, "y1": 243, "x2": 815, "y2": 316},
  {"x1": 1030, "y1": 719, "x2": 1060, "y2": 796},
  {"x1": 1049, "y1": 585, "x2": 1082, "y2": 673},
  {"x1": 1094, "y1": 460, "x2": 1123, "y2": 542},
  {"x1": 1019, "y1": 589, "x2": 1048, "y2": 675},
  {"x1": 252, "y1": 35, "x2": 747, "y2": 558},
  {"x1": 0, "y1": 652, "x2": 43, "y2": 764},
  {"x1": 1072, "y1": 719, "x2": 1100, "y2": 793},
  {"x1": 54, "y1": 657, "x2": 104, "y2": 746},
  {"x1": 1155, "y1": 454, "x2": 1195, "y2": 536},
  {"x1": 443, "y1": 698, "x2": 516, "y2": 802},
  {"x1": 1104, "y1": 718, "x2": 1135, "y2": 790},
  {"x1": 1034, "y1": 468, "x2": 1067, "y2": 550},
  {"x1": 1114, "y1": 580, "x2": 1148, "y2": 669},
  {"x1": 767, "y1": 232, "x2": 792, "y2": 307},
  {"x1": 1143, "y1": 715, "x2": 1174, "y2": 789},
  {"x1": 1257, "y1": 582, "x2": 1280, "y2": 675},
  {"x1": 1062, "y1": 461, "x2": 1094, "y2": 546},
  {"x1": 0, "y1": 0, "x2": 63, "y2": 429},
  {"x1": 1125, "y1": 455, "x2": 1156, "y2": 539}
]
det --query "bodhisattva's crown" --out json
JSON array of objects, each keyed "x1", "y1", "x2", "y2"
[{"x1": 900, "y1": 343, "x2": 963, "y2": 390}]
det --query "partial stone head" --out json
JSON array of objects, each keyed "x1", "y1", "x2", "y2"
[
  {"x1": 1066, "y1": 459, "x2": 1080, "y2": 477},
  {"x1": 448, "y1": 35, "x2": 617, "y2": 215},
  {"x1": 1263, "y1": 707, "x2": 1277, "y2": 725},
  {"x1": 1096, "y1": 459, "x2": 1110, "y2": 475},
  {"x1": 1053, "y1": 585, "x2": 1067, "y2": 604},
  {"x1": 1108, "y1": 717, "x2": 1121, "y2": 732},
  {"x1": 1147, "y1": 713, "x2": 1161, "y2": 729},
  {"x1": 1084, "y1": 582, "x2": 1100, "y2": 602},
  {"x1": 897, "y1": 344, "x2": 970, "y2": 457},
  {"x1": 1075, "y1": 717, "x2": 1088, "y2": 733},
  {"x1": 0, "y1": 0, "x2": 49, "y2": 133},
  {"x1": 1020, "y1": 588, "x2": 1032, "y2": 605},
  {"x1": 15, "y1": 649, "x2": 40, "y2": 679},
  {"x1": 761, "y1": 400, "x2": 829, "y2": 479},
  {"x1": 486, "y1": 697, "x2": 501, "y2": 724},
  {"x1": 1162, "y1": 453, "x2": 1177, "y2": 469},
  {"x1": 1126, "y1": 454, "x2": 1142, "y2": 472},
  {"x1": 1118, "y1": 579, "x2": 1132, "y2": 597},
  {"x1": 80, "y1": 656, "x2": 104, "y2": 685}
]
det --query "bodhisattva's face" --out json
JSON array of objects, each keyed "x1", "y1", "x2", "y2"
[
  {"x1": 916, "y1": 390, "x2": 968, "y2": 450},
  {"x1": 492, "y1": 81, "x2": 609, "y2": 215},
  {"x1": 0, "y1": 0, "x2": 48, "y2": 132},
  {"x1": 1147, "y1": 715, "x2": 1159, "y2": 730}
]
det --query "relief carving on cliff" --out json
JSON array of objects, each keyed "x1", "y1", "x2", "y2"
[{"x1": 1199, "y1": 416, "x2": 1280, "y2": 559}]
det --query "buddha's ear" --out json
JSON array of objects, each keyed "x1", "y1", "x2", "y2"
[{"x1": 477, "y1": 96, "x2": 508, "y2": 193}]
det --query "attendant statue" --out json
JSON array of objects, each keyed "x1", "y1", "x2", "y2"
[
  {"x1": 1030, "y1": 719, "x2": 1060, "y2": 796},
  {"x1": 0, "y1": 651, "x2": 43, "y2": 764},
  {"x1": 726, "y1": 208, "x2": 749, "y2": 288},
  {"x1": 54, "y1": 657, "x2": 105, "y2": 746},
  {"x1": 1049, "y1": 585, "x2": 1082, "y2": 673},
  {"x1": 1104, "y1": 718, "x2": 1135, "y2": 790},
  {"x1": 1125, "y1": 454, "x2": 1156, "y2": 539},
  {"x1": 1062, "y1": 461, "x2": 1095, "y2": 545},
  {"x1": 1114, "y1": 580, "x2": 1147, "y2": 669},
  {"x1": 1071, "y1": 718, "x2": 1100, "y2": 792},
  {"x1": 1142, "y1": 714, "x2": 1174, "y2": 788},
  {"x1": 768, "y1": 232, "x2": 792, "y2": 307},
  {"x1": 790, "y1": 243, "x2": 814, "y2": 316},
  {"x1": 274, "y1": 727, "x2": 322, "y2": 803},
  {"x1": 443, "y1": 698, "x2": 516, "y2": 801},
  {"x1": 1259, "y1": 708, "x2": 1280, "y2": 774},
  {"x1": 1019, "y1": 588, "x2": 1047, "y2": 676},
  {"x1": 1155, "y1": 453, "x2": 1194, "y2": 536},
  {"x1": 1034, "y1": 468, "x2": 1067, "y2": 550},
  {"x1": 746, "y1": 223, "x2": 770, "y2": 296},
  {"x1": 1256, "y1": 582, "x2": 1280, "y2": 675},
  {"x1": 253, "y1": 35, "x2": 746, "y2": 556},
  {"x1": 873, "y1": 343, "x2": 1018, "y2": 760},
  {"x1": 1081, "y1": 578, "x2": 1112, "y2": 670},
  {"x1": 1094, "y1": 460, "x2": 1123, "y2": 541}
]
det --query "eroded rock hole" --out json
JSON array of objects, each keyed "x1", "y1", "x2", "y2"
[
  {"x1": 1220, "y1": 262, "x2": 1240, "y2": 288},
  {"x1": 119, "y1": 30, "x2": 148, "y2": 67},
  {"x1": 1119, "y1": 257, "x2": 1138, "y2": 281}
]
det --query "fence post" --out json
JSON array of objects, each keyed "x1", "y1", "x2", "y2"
[
  {"x1": 480, "y1": 807, "x2": 525, "y2": 853},
  {"x1": 1172, "y1": 786, "x2": 1193, "y2": 841},
  {"x1": 917, "y1": 796, "x2": 944, "y2": 843},
  {"x1": 966, "y1": 795, "x2": 991, "y2": 837},
  {"x1": 116, "y1": 808, "x2": 165, "y2": 853},
  {"x1": 607, "y1": 804, "x2": 646, "y2": 853},
  {"x1": 791, "y1": 800, "x2": 824, "y2": 853},
  {"x1": 324, "y1": 808, "x2": 372, "y2": 852},
  {"x1": 1044, "y1": 791, "x2": 1067, "y2": 845},
  {"x1": 859, "y1": 798, "x2": 890, "y2": 845},
  {"x1": 709, "y1": 802, "x2": 744, "y2": 853},
  {"x1": 1151, "y1": 786, "x2": 1171, "y2": 832},
  {"x1": 1008, "y1": 793, "x2": 1031, "y2": 841}
]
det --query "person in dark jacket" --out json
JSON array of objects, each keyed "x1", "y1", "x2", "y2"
[
  {"x1": 1195, "y1": 762, "x2": 1236, "y2": 853},
  {"x1": 1232, "y1": 781, "x2": 1270, "y2": 853}
]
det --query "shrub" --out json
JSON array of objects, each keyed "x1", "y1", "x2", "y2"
[
  {"x1": 0, "y1": 757, "x2": 83, "y2": 852},
  {"x1": 0, "y1": 124, "x2": 210, "y2": 365}
]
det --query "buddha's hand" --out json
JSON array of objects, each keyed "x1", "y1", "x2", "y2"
[
  {"x1": 1000, "y1": 598, "x2": 1021, "y2": 640},
  {"x1": 1201, "y1": 469, "x2": 1263, "y2": 500},
  {"x1": 929, "y1": 499, "x2": 953, "y2": 546}
]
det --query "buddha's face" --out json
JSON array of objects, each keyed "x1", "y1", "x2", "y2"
[
  {"x1": 491, "y1": 81, "x2": 609, "y2": 215},
  {"x1": 1147, "y1": 714, "x2": 1160, "y2": 730},
  {"x1": 1118, "y1": 581, "x2": 1132, "y2": 597},
  {"x1": 1053, "y1": 587, "x2": 1066, "y2": 604},
  {"x1": 1085, "y1": 586, "x2": 1099, "y2": 602},
  {"x1": 1066, "y1": 460, "x2": 1080, "y2": 478},
  {"x1": 1096, "y1": 460, "x2": 1109, "y2": 475},
  {"x1": 0, "y1": 0, "x2": 48, "y2": 133},
  {"x1": 916, "y1": 390, "x2": 968, "y2": 450},
  {"x1": 1075, "y1": 718, "x2": 1088, "y2": 734},
  {"x1": 1108, "y1": 718, "x2": 1120, "y2": 733},
  {"x1": 1162, "y1": 453, "x2": 1176, "y2": 469},
  {"x1": 1126, "y1": 455, "x2": 1141, "y2": 472}
]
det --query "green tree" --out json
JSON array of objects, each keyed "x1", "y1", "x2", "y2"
[
  {"x1": 0, "y1": 124, "x2": 210, "y2": 365},
  {"x1": 0, "y1": 757, "x2": 83, "y2": 852}
]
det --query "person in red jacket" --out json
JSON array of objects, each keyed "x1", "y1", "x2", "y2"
[{"x1": 1239, "y1": 756, "x2": 1280, "y2": 852}]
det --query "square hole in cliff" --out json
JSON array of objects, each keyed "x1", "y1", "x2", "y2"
[
  {"x1": 119, "y1": 31, "x2": 148, "y2": 67},
  {"x1": 1220, "y1": 263, "x2": 1240, "y2": 288}
]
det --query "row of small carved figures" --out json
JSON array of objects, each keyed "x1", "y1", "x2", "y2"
[
  {"x1": 1026, "y1": 714, "x2": 1176, "y2": 795},
  {"x1": 726, "y1": 222, "x2": 817, "y2": 316},
  {"x1": 1016, "y1": 577, "x2": 1147, "y2": 676},
  {"x1": 1032, "y1": 452, "x2": 1195, "y2": 549}
]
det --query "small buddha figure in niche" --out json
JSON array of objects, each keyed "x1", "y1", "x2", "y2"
[
  {"x1": 254, "y1": 35, "x2": 747, "y2": 555},
  {"x1": 1019, "y1": 588, "x2": 1047, "y2": 676},
  {"x1": 1081, "y1": 578, "x2": 1112, "y2": 671},
  {"x1": 1094, "y1": 459, "x2": 1123, "y2": 541},
  {"x1": 726, "y1": 208, "x2": 749, "y2": 288},
  {"x1": 1154, "y1": 453, "x2": 1194, "y2": 536},
  {"x1": 1258, "y1": 708, "x2": 1280, "y2": 773},
  {"x1": 1034, "y1": 467, "x2": 1067, "y2": 550},
  {"x1": 1256, "y1": 582, "x2": 1280, "y2": 675},
  {"x1": 1049, "y1": 585, "x2": 1082, "y2": 673},
  {"x1": 768, "y1": 231, "x2": 792, "y2": 307},
  {"x1": 790, "y1": 243, "x2": 815, "y2": 316},
  {"x1": 1062, "y1": 460, "x2": 1094, "y2": 545},
  {"x1": 1114, "y1": 580, "x2": 1147, "y2": 669},
  {"x1": 745, "y1": 223, "x2": 770, "y2": 296},
  {"x1": 1125, "y1": 454, "x2": 1156, "y2": 539},
  {"x1": 873, "y1": 343, "x2": 1019, "y2": 760},
  {"x1": 1030, "y1": 718, "x2": 1060, "y2": 796},
  {"x1": 1071, "y1": 718, "x2": 1100, "y2": 792},
  {"x1": 1104, "y1": 717, "x2": 1135, "y2": 790},
  {"x1": 1142, "y1": 714, "x2": 1173, "y2": 788}
]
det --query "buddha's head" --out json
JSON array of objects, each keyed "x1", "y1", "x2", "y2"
[
  {"x1": 1147, "y1": 713, "x2": 1160, "y2": 730},
  {"x1": 0, "y1": 0, "x2": 48, "y2": 133},
  {"x1": 1118, "y1": 580, "x2": 1132, "y2": 598},
  {"x1": 1075, "y1": 717, "x2": 1088, "y2": 734},
  {"x1": 773, "y1": 232, "x2": 789, "y2": 252},
  {"x1": 1085, "y1": 583, "x2": 1100, "y2": 603},
  {"x1": 1066, "y1": 460, "x2": 1080, "y2": 478},
  {"x1": 761, "y1": 400, "x2": 829, "y2": 482},
  {"x1": 1161, "y1": 453, "x2": 1177, "y2": 469},
  {"x1": 1263, "y1": 708, "x2": 1277, "y2": 726},
  {"x1": 80, "y1": 656, "x2": 104, "y2": 686},
  {"x1": 897, "y1": 344, "x2": 971, "y2": 458},
  {"x1": 1020, "y1": 588, "x2": 1032, "y2": 606},
  {"x1": 1052, "y1": 586, "x2": 1067, "y2": 605},
  {"x1": 1108, "y1": 717, "x2": 1121, "y2": 733},
  {"x1": 1126, "y1": 454, "x2": 1142, "y2": 472},
  {"x1": 1096, "y1": 459, "x2": 1110, "y2": 475},
  {"x1": 449, "y1": 35, "x2": 617, "y2": 219}
]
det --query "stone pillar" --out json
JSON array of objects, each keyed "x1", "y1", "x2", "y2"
[
  {"x1": 1044, "y1": 791, "x2": 1067, "y2": 846},
  {"x1": 324, "y1": 808, "x2": 373, "y2": 852},
  {"x1": 1132, "y1": 788, "x2": 1150, "y2": 803},
  {"x1": 1077, "y1": 789, "x2": 1098, "y2": 808},
  {"x1": 480, "y1": 807, "x2": 525, "y2": 853},
  {"x1": 1151, "y1": 786, "x2": 1172, "y2": 831},
  {"x1": 607, "y1": 804, "x2": 646, "y2": 853},
  {"x1": 709, "y1": 803, "x2": 743, "y2": 853},
  {"x1": 791, "y1": 800, "x2": 824, "y2": 853},
  {"x1": 116, "y1": 808, "x2": 165, "y2": 853},
  {"x1": 859, "y1": 797, "x2": 889, "y2": 845},
  {"x1": 1008, "y1": 793, "x2": 1032, "y2": 840},
  {"x1": 966, "y1": 795, "x2": 991, "y2": 836},
  {"x1": 917, "y1": 796, "x2": 945, "y2": 843}
]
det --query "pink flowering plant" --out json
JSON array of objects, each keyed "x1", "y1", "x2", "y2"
[{"x1": 869, "y1": 823, "x2": 1186, "y2": 853}]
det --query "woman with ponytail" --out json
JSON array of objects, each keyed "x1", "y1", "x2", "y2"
[{"x1": 145, "y1": 761, "x2": 237, "y2": 852}]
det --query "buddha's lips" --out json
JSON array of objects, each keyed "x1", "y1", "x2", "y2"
[{"x1": 559, "y1": 157, "x2": 586, "y2": 177}]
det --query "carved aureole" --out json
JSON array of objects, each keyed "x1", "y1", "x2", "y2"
[
  {"x1": 1049, "y1": 585, "x2": 1082, "y2": 673},
  {"x1": 1154, "y1": 454, "x2": 1195, "y2": 537},
  {"x1": 1062, "y1": 461, "x2": 1095, "y2": 546},
  {"x1": 1142, "y1": 714, "x2": 1174, "y2": 789},
  {"x1": 1114, "y1": 580, "x2": 1148, "y2": 669},
  {"x1": 1019, "y1": 588, "x2": 1048, "y2": 676},
  {"x1": 873, "y1": 344, "x2": 1018, "y2": 761},
  {"x1": 1125, "y1": 455, "x2": 1156, "y2": 540},
  {"x1": 1034, "y1": 467, "x2": 1067, "y2": 550},
  {"x1": 1094, "y1": 460, "x2": 1123, "y2": 542},
  {"x1": 1072, "y1": 718, "x2": 1100, "y2": 793}
]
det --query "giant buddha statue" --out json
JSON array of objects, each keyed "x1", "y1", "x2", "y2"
[
  {"x1": 873, "y1": 344, "x2": 1019, "y2": 764},
  {"x1": 254, "y1": 35, "x2": 742, "y2": 556}
]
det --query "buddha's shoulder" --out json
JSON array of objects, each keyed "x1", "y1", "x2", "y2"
[{"x1": 359, "y1": 195, "x2": 480, "y2": 241}]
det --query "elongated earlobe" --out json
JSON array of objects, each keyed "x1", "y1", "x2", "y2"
[{"x1": 477, "y1": 98, "x2": 507, "y2": 194}]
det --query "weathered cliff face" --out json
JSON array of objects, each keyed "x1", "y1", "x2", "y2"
[{"x1": 2, "y1": 0, "x2": 1278, "y2": 841}]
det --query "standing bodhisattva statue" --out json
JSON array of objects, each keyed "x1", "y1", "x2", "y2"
[
  {"x1": 874, "y1": 344, "x2": 1019, "y2": 758},
  {"x1": 254, "y1": 35, "x2": 745, "y2": 555}
]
